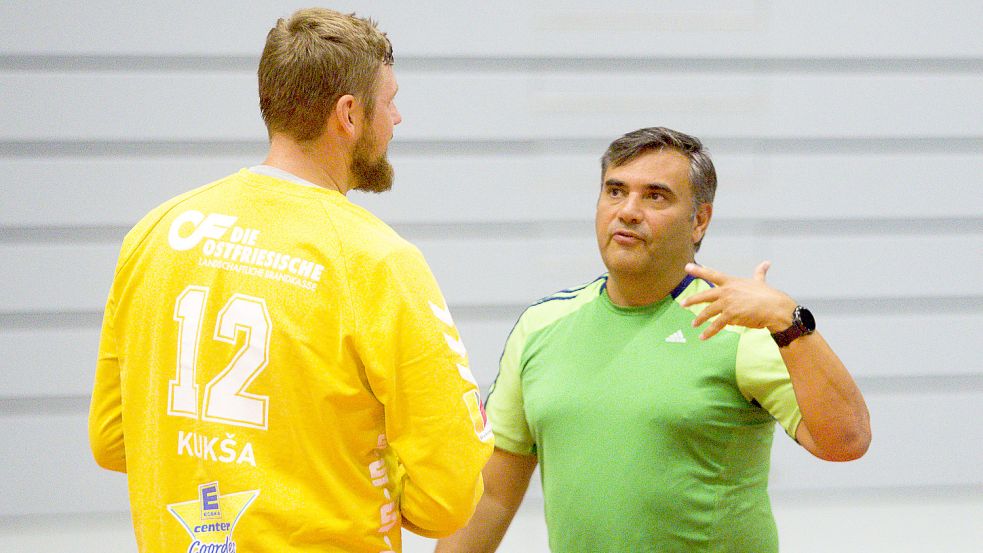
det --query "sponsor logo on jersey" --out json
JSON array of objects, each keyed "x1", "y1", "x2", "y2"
[
  {"x1": 368, "y1": 434, "x2": 398, "y2": 541},
  {"x1": 169, "y1": 211, "x2": 238, "y2": 251},
  {"x1": 463, "y1": 390, "x2": 493, "y2": 442},
  {"x1": 168, "y1": 210, "x2": 326, "y2": 292},
  {"x1": 167, "y1": 481, "x2": 259, "y2": 553},
  {"x1": 199, "y1": 482, "x2": 222, "y2": 519},
  {"x1": 665, "y1": 330, "x2": 687, "y2": 343}
]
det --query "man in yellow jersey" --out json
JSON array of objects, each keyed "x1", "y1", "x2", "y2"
[
  {"x1": 89, "y1": 8, "x2": 493, "y2": 553},
  {"x1": 437, "y1": 127, "x2": 871, "y2": 552}
]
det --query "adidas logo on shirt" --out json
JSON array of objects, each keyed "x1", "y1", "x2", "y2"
[{"x1": 665, "y1": 330, "x2": 687, "y2": 344}]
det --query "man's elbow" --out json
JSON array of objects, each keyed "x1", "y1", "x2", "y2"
[
  {"x1": 403, "y1": 507, "x2": 475, "y2": 539},
  {"x1": 89, "y1": 425, "x2": 127, "y2": 472},
  {"x1": 91, "y1": 447, "x2": 127, "y2": 473},
  {"x1": 843, "y1": 425, "x2": 872, "y2": 461},
  {"x1": 818, "y1": 424, "x2": 872, "y2": 462},
  {"x1": 402, "y1": 478, "x2": 484, "y2": 537}
]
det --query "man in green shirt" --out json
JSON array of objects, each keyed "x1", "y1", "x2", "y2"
[{"x1": 436, "y1": 127, "x2": 871, "y2": 552}]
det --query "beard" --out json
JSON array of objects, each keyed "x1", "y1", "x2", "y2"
[{"x1": 349, "y1": 129, "x2": 394, "y2": 194}]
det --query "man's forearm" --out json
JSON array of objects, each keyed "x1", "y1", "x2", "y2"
[
  {"x1": 435, "y1": 447, "x2": 537, "y2": 553},
  {"x1": 781, "y1": 331, "x2": 871, "y2": 461},
  {"x1": 435, "y1": 492, "x2": 519, "y2": 553}
]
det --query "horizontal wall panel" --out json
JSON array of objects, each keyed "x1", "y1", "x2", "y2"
[
  {"x1": 1, "y1": 73, "x2": 267, "y2": 142},
  {"x1": 0, "y1": 511, "x2": 138, "y2": 553},
  {"x1": 769, "y1": 390, "x2": 983, "y2": 490},
  {"x1": 0, "y1": 412, "x2": 130, "y2": 516},
  {"x1": 4, "y1": 71, "x2": 983, "y2": 142},
  {"x1": 750, "y1": 233, "x2": 983, "y2": 301},
  {"x1": 3, "y1": 2, "x2": 983, "y2": 58},
  {"x1": 0, "y1": 327, "x2": 100, "y2": 399},
  {"x1": 0, "y1": 242, "x2": 119, "y2": 313},
  {"x1": 515, "y1": 4, "x2": 983, "y2": 59},
  {"x1": 4, "y1": 309, "x2": 981, "y2": 401},
  {"x1": 522, "y1": 73, "x2": 983, "y2": 141},
  {"x1": 770, "y1": 488, "x2": 983, "y2": 553},
  {"x1": 818, "y1": 312, "x2": 983, "y2": 380},
  {"x1": 1, "y1": 156, "x2": 256, "y2": 228},
  {"x1": 4, "y1": 390, "x2": 978, "y2": 515},
  {"x1": 8, "y1": 151, "x2": 983, "y2": 228},
  {"x1": 1, "y1": 231, "x2": 980, "y2": 314}
]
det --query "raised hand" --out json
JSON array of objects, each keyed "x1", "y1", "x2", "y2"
[{"x1": 679, "y1": 261, "x2": 797, "y2": 340}]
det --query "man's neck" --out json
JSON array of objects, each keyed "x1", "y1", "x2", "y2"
[
  {"x1": 605, "y1": 265, "x2": 690, "y2": 307},
  {"x1": 263, "y1": 135, "x2": 349, "y2": 194}
]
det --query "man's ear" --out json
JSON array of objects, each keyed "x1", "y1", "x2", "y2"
[
  {"x1": 333, "y1": 94, "x2": 359, "y2": 138},
  {"x1": 692, "y1": 202, "x2": 713, "y2": 245}
]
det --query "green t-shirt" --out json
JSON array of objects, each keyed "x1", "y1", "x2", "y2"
[{"x1": 486, "y1": 275, "x2": 802, "y2": 553}]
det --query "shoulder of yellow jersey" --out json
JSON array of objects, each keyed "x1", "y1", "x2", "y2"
[
  {"x1": 115, "y1": 176, "x2": 231, "y2": 274},
  {"x1": 317, "y1": 192, "x2": 425, "y2": 271}
]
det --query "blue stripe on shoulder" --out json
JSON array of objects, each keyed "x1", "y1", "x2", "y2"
[
  {"x1": 670, "y1": 264, "x2": 715, "y2": 299},
  {"x1": 669, "y1": 274, "x2": 695, "y2": 298},
  {"x1": 596, "y1": 273, "x2": 712, "y2": 300},
  {"x1": 531, "y1": 274, "x2": 607, "y2": 306},
  {"x1": 531, "y1": 294, "x2": 577, "y2": 306},
  {"x1": 489, "y1": 274, "x2": 607, "y2": 402}
]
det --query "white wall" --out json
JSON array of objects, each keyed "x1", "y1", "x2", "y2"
[{"x1": 2, "y1": 1, "x2": 982, "y2": 551}]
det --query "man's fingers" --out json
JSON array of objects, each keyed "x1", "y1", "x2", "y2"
[
  {"x1": 692, "y1": 302, "x2": 723, "y2": 328},
  {"x1": 700, "y1": 316, "x2": 728, "y2": 341},
  {"x1": 754, "y1": 261, "x2": 772, "y2": 282},
  {"x1": 679, "y1": 288, "x2": 719, "y2": 307},
  {"x1": 685, "y1": 262, "x2": 728, "y2": 285}
]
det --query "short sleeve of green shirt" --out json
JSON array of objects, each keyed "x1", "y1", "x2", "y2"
[
  {"x1": 486, "y1": 279, "x2": 605, "y2": 456},
  {"x1": 485, "y1": 315, "x2": 537, "y2": 455},
  {"x1": 735, "y1": 327, "x2": 802, "y2": 438}
]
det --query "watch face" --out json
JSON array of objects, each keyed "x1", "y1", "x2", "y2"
[{"x1": 797, "y1": 306, "x2": 816, "y2": 332}]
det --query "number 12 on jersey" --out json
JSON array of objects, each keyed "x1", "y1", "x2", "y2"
[{"x1": 168, "y1": 286, "x2": 272, "y2": 430}]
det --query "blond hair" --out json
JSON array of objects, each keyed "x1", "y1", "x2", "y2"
[{"x1": 258, "y1": 8, "x2": 394, "y2": 142}]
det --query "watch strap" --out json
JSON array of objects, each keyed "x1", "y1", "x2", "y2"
[{"x1": 771, "y1": 305, "x2": 815, "y2": 347}]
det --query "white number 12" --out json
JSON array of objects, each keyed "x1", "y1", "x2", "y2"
[{"x1": 168, "y1": 286, "x2": 271, "y2": 430}]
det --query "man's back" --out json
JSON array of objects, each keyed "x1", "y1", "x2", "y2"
[{"x1": 90, "y1": 169, "x2": 492, "y2": 552}]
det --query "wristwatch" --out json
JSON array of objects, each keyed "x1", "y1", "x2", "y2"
[{"x1": 771, "y1": 305, "x2": 816, "y2": 347}]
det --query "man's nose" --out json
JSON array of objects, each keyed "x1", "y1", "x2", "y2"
[{"x1": 617, "y1": 194, "x2": 643, "y2": 224}]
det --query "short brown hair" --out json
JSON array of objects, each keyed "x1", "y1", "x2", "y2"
[
  {"x1": 258, "y1": 8, "x2": 394, "y2": 142},
  {"x1": 601, "y1": 127, "x2": 717, "y2": 250}
]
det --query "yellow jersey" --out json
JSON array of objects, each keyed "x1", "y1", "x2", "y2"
[{"x1": 89, "y1": 167, "x2": 493, "y2": 553}]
